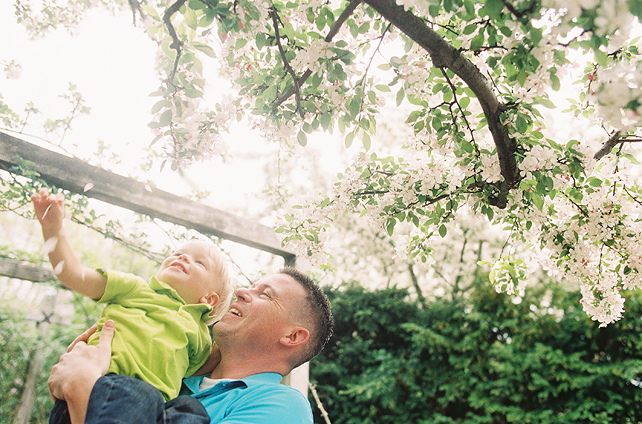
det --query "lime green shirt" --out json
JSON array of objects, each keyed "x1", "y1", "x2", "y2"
[{"x1": 86, "y1": 269, "x2": 213, "y2": 401}]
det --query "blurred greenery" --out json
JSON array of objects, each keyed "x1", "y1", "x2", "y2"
[
  {"x1": 310, "y1": 271, "x2": 642, "y2": 423},
  {"x1": 0, "y1": 292, "x2": 102, "y2": 423}
]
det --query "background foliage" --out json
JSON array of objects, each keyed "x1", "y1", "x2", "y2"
[
  {"x1": 311, "y1": 272, "x2": 642, "y2": 423},
  {"x1": 0, "y1": 292, "x2": 102, "y2": 423}
]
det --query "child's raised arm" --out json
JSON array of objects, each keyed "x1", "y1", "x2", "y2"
[{"x1": 32, "y1": 189, "x2": 107, "y2": 300}]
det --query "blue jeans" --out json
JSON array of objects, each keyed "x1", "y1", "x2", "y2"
[{"x1": 49, "y1": 374, "x2": 209, "y2": 424}]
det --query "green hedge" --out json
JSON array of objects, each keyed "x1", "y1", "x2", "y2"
[{"x1": 311, "y1": 275, "x2": 642, "y2": 423}]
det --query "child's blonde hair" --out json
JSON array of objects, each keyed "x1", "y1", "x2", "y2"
[{"x1": 207, "y1": 248, "x2": 234, "y2": 325}]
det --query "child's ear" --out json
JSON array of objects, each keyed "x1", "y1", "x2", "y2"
[{"x1": 200, "y1": 292, "x2": 220, "y2": 308}]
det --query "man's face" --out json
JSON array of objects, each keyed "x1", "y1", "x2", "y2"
[
  {"x1": 155, "y1": 241, "x2": 219, "y2": 305},
  {"x1": 214, "y1": 273, "x2": 307, "y2": 349}
]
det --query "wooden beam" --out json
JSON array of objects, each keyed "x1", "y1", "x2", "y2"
[
  {"x1": 0, "y1": 131, "x2": 296, "y2": 262},
  {"x1": 0, "y1": 257, "x2": 54, "y2": 282}
]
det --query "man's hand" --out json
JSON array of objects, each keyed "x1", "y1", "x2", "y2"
[
  {"x1": 48, "y1": 320, "x2": 115, "y2": 401},
  {"x1": 66, "y1": 323, "x2": 98, "y2": 352}
]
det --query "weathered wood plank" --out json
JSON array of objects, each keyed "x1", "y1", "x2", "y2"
[
  {"x1": 0, "y1": 257, "x2": 54, "y2": 282},
  {"x1": 0, "y1": 131, "x2": 296, "y2": 263}
]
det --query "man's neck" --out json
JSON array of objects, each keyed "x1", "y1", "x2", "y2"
[{"x1": 208, "y1": 351, "x2": 289, "y2": 380}]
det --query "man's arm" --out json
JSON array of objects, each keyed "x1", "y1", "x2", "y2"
[
  {"x1": 32, "y1": 189, "x2": 107, "y2": 300},
  {"x1": 48, "y1": 320, "x2": 115, "y2": 424}
]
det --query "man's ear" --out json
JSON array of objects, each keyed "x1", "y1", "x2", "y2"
[
  {"x1": 280, "y1": 326, "x2": 310, "y2": 348},
  {"x1": 200, "y1": 292, "x2": 220, "y2": 309}
]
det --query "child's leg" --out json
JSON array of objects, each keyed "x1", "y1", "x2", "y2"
[
  {"x1": 164, "y1": 395, "x2": 210, "y2": 424},
  {"x1": 48, "y1": 399, "x2": 71, "y2": 424},
  {"x1": 84, "y1": 374, "x2": 208, "y2": 424},
  {"x1": 85, "y1": 374, "x2": 164, "y2": 424}
]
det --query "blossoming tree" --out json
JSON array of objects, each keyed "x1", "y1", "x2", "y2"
[{"x1": 9, "y1": 0, "x2": 642, "y2": 325}]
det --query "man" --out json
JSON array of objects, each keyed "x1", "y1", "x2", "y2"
[{"x1": 48, "y1": 268, "x2": 334, "y2": 424}]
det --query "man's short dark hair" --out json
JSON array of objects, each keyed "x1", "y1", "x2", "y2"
[{"x1": 279, "y1": 267, "x2": 333, "y2": 367}]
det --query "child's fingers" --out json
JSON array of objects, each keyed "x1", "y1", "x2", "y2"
[{"x1": 51, "y1": 192, "x2": 64, "y2": 202}]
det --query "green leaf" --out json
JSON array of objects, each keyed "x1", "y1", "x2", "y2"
[
  {"x1": 159, "y1": 109, "x2": 172, "y2": 126},
  {"x1": 151, "y1": 99, "x2": 172, "y2": 114},
  {"x1": 193, "y1": 42, "x2": 217, "y2": 58},
  {"x1": 386, "y1": 218, "x2": 396, "y2": 236},
  {"x1": 297, "y1": 130, "x2": 307, "y2": 146},
  {"x1": 396, "y1": 87, "x2": 405, "y2": 106},
  {"x1": 439, "y1": 224, "x2": 447, "y2": 237},
  {"x1": 483, "y1": 0, "x2": 504, "y2": 18},
  {"x1": 550, "y1": 74, "x2": 561, "y2": 91},
  {"x1": 531, "y1": 191, "x2": 544, "y2": 211},
  {"x1": 536, "y1": 98, "x2": 556, "y2": 108},
  {"x1": 470, "y1": 32, "x2": 485, "y2": 51},
  {"x1": 362, "y1": 132, "x2": 371, "y2": 150},
  {"x1": 184, "y1": 7, "x2": 198, "y2": 29},
  {"x1": 515, "y1": 116, "x2": 528, "y2": 133},
  {"x1": 185, "y1": 87, "x2": 204, "y2": 98},
  {"x1": 588, "y1": 177, "x2": 602, "y2": 187},
  {"x1": 320, "y1": 112, "x2": 332, "y2": 130},
  {"x1": 345, "y1": 131, "x2": 355, "y2": 148},
  {"x1": 140, "y1": 5, "x2": 160, "y2": 20},
  {"x1": 463, "y1": 24, "x2": 477, "y2": 35},
  {"x1": 348, "y1": 93, "x2": 363, "y2": 119}
]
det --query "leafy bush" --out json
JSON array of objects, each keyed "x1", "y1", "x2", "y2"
[{"x1": 311, "y1": 275, "x2": 642, "y2": 423}]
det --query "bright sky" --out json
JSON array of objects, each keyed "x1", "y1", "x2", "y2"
[
  {"x1": 0, "y1": 3, "x2": 362, "y2": 279},
  {"x1": 0, "y1": 3, "x2": 350, "y2": 212}
]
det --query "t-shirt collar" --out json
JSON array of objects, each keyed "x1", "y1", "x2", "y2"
[
  {"x1": 149, "y1": 277, "x2": 212, "y2": 318},
  {"x1": 183, "y1": 372, "x2": 283, "y2": 394}
]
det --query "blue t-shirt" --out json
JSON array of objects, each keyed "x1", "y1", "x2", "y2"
[{"x1": 182, "y1": 373, "x2": 313, "y2": 423}]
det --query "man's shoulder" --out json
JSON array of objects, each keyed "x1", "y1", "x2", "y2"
[
  {"x1": 247, "y1": 377, "x2": 308, "y2": 399},
  {"x1": 238, "y1": 375, "x2": 312, "y2": 417},
  {"x1": 192, "y1": 373, "x2": 313, "y2": 423}
]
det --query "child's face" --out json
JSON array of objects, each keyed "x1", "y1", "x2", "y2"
[{"x1": 156, "y1": 241, "x2": 221, "y2": 306}]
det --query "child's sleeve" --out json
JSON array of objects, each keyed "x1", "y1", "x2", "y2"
[{"x1": 95, "y1": 269, "x2": 146, "y2": 304}]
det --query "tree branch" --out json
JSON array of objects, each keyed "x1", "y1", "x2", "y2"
[
  {"x1": 593, "y1": 130, "x2": 622, "y2": 160},
  {"x1": 500, "y1": 0, "x2": 538, "y2": 20},
  {"x1": 163, "y1": 0, "x2": 188, "y2": 85},
  {"x1": 407, "y1": 263, "x2": 426, "y2": 307},
  {"x1": 594, "y1": 133, "x2": 642, "y2": 161},
  {"x1": 269, "y1": 6, "x2": 304, "y2": 117},
  {"x1": 127, "y1": 0, "x2": 145, "y2": 26},
  {"x1": 362, "y1": 0, "x2": 520, "y2": 207},
  {"x1": 272, "y1": 0, "x2": 362, "y2": 110}
]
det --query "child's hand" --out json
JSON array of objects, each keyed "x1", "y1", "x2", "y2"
[{"x1": 31, "y1": 189, "x2": 65, "y2": 235}]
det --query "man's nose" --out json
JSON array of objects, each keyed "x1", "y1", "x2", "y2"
[{"x1": 235, "y1": 287, "x2": 250, "y2": 302}]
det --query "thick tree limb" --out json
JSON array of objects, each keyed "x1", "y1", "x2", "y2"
[
  {"x1": 593, "y1": 130, "x2": 622, "y2": 160},
  {"x1": 362, "y1": 0, "x2": 520, "y2": 204},
  {"x1": 594, "y1": 132, "x2": 642, "y2": 160}
]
